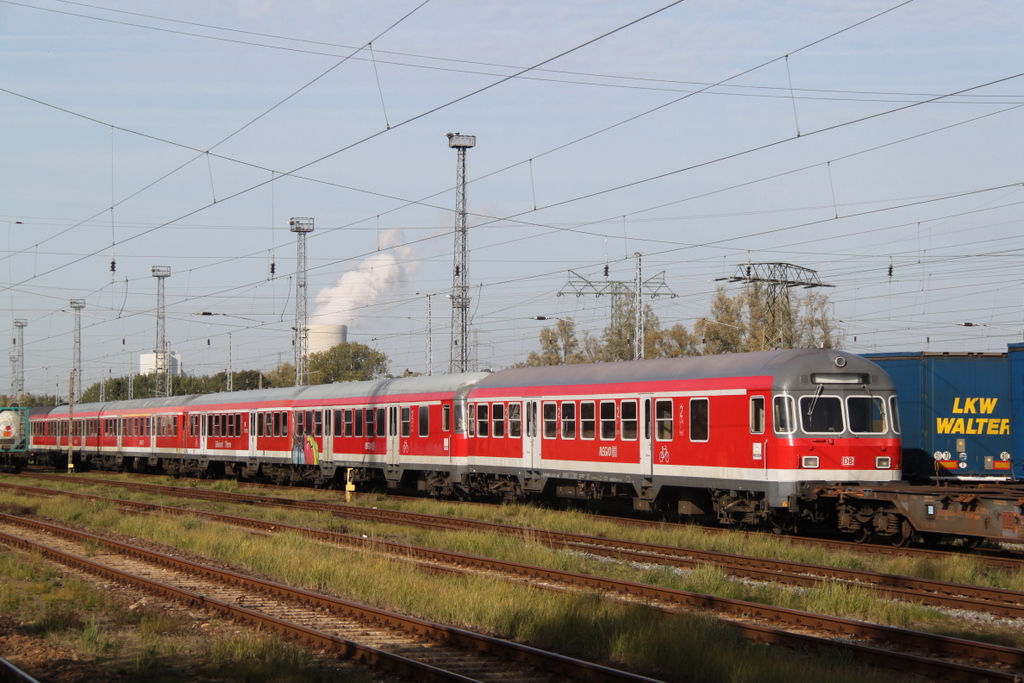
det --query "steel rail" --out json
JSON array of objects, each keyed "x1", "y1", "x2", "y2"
[
  {"x1": 0, "y1": 656, "x2": 42, "y2": 683},
  {"x1": 10, "y1": 475, "x2": 1024, "y2": 617},
  {"x1": 0, "y1": 513, "x2": 661, "y2": 683},
  {"x1": 1, "y1": 485, "x2": 1022, "y2": 681},
  {"x1": 5, "y1": 479, "x2": 1024, "y2": 619}
]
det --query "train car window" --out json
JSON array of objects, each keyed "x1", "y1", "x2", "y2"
[
  {"x1": 419, "y1": 406, "x2": 430, "y2": 437},
  {"x1": 508, "y1": 403, "x2": 522, "y2": 438},
  {"x1": 656, "y1": 400, "x2": 673, "y2": 440},
  {"x1": 191, "y1": 415, "x2": 200, "y2": 438},
  {"x1": 773, "y1": 396, "x2": 795, "y2": 434},
  {"x1": 600, "y1": 401, "x2": 616, "y2": 440},
  {"x1": 561, "y1": 401, "x2": 576, "y2": 440},
  {"x1": 542, "y1": 402, "x2": 558, "y2": 439},
  {"x1": 282, "y1": 411, "x2": 288, "y2": 437},
  {"x1": 847, "y1": 396, "x2": 886, "y2": 434},
  {"x1": 466, "y1": 404, "x2": 475, "y2": 436},
  {"x1": 365, "y1": 408, "x2": 375, "y2": 438},
  {"x1": 271, "y1": 412, "x2": 280, "y2": 437},
  {"x1": 621, "y1": 400, "x2": 638, "y2": 441},
  {"x1": 581, "y1": 402, "x2": 596, "y2": 440},
  {"x1": 344, "y1": 410, "x2": 353, "y2": 437},
  {"x1": 888, "y1": 397, "x2": 901, "y2": 434},
  {"x1": 313, "y1": 410, "x2": 323, "y2": 437},
  {"x1": 492, "y1": 403, "x2": 505, "y2": 438},
  {"x1": 324, "y1": 410, "x2": 332, "y2": 436},
  {"x1": 212, "y1": 414, "x2": 220, "y2": 437},
  {"x1": 750, "y1": 397, "x2": 765, "y2": 435},
  {"x1": 799, "y1": 396, "x2": 844, "y2": 434},
  {"x1": 173, "y1": 416, "x2": 179, "y2": 437},
  {"x1": 443, "y1": 404, "x2": 451, "y2": 432},
  {"x1": 402, "y1": 407, "x2": 411, "y2": 437},
  {"x1": 476, "y1": 404, "x2": 489, "y2": 437},
  {"x1": 689, "y1": 399, "x2": 709, "y2": 442},
  {"x1": 378, "y1": 408, "x2": 387, "y2": 437},
  {"x1": 354, "y1": 409, "x2": 363, "y2": 437}
]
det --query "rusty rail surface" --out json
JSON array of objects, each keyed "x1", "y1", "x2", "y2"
[
  {"x1": 1, "y1": 485, "x2": 1023, "y2": 681},
  {"x1": 10, "y1": 474, "x2": 1024, "y2": 610},
  {"x1": 0, "y1": 514, "x2": 661, "y2": 683},
  {"x1": 4, "y1": 479, "x2": 1024, "y2": 621}
]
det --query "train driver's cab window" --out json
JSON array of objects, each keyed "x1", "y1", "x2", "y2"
[
  {"x1": 620, "y1": 400, "x2": 638, "y2": 440},
  {"x1": 888, "y1": 397, "x2": 901, "y2": 434},
  {"x1": 542, "y1": 402, "x2": 558, "y2": 439},
  {"x1": 655, "y1": 399, "x2": 673, "y2": 441},
  {"x1": 847, "y1": 396, "x2": 886, "y2": 434},
  {"x1": 750, "y1": 396, "x2": 765, "y2": 435},
  {"x1": 689, "y1": 398, "x2": 709, "y2": 442},
  {"x1": 600, "y1": 401, "x2": 616, "y2": 440},
  {"x1": 799, "y1": 395, "x2": 844, "y2": 433},
  {"x1": 773, "y1": 396, "x2": 796, "y2": 434},
  {"x1": 580, "y1": 402, "x2": 596, "y2": 440}
]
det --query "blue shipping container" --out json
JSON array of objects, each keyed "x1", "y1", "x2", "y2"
[{"x1": 861, "y1": 351, "x2": 1015, "y2": 481}]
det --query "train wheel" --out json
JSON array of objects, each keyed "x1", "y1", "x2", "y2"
[
  {"x1": 887, "y1": 520, "x2": 913, "y2": 547},
  {"x1": 851, "y1": 526, "x2": 871, "y2": 544}
]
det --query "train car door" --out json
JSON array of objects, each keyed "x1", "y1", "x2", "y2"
[
  {"x1": 387, "y1": 406, "x2": 400, "y2": 466},
  {"x1": 523, "y1": 400, "x2": 540, "y2": 469},
  {"x1": 248, "y1": 412, "x2": 258, "y2": 460},
  {"x1": 640, "y1": 395, "x2": 653, "y2": 476}
]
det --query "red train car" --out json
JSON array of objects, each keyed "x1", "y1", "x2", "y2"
[{"x1": 30, "y1": 349, "x2": 901, "y2": 537}]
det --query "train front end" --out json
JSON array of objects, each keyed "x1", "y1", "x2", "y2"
[{"x1": 770, "y1": 351, "x2": 902, "y2": 485}]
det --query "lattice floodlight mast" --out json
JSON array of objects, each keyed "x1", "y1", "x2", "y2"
[
  {"x1": 9, "y1": 319, "x2": 26, "y2": 398},
  {"x1": 69, "y1": 300, "x2": 85, "y2": 402},
  {"x1": 716, "y1": 262, "x2": 833, "y2": 350},
  {"x1": 447, "y1": 133, "x2": 475, "y2": 373},
  {"x1": 290, "y1": 217, "x2": 314, "y2": 386},
  {"x1": 151, "y1": 266, "x2": 171, "y2": 397},
  {"x1": 559, "y1": 254, "x2": 677, "y2": 360}
]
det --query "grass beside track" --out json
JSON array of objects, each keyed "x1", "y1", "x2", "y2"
[
  {"x1": 0, "y1": 544, "x2": 378, "y2": 682},
  {"x1": 0, "y1": 479, "x2": 961, "y2": 683}
]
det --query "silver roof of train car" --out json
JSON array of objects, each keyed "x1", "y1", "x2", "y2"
[{"x1": 474, "y1": 349, "x2": 893, "y2": 392}]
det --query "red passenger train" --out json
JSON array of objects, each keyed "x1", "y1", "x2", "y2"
[{"x1": 29, "y1": 349, "x2": 902, "y2": 536}]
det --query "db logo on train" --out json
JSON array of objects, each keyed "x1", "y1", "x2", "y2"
[{"x1": 842, "y1": 456, "x2": 855, "y2": 467}]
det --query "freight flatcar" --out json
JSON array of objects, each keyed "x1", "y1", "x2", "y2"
[
  {"x1": 861, "y1": 351, "x2": 1020, "y2": 482},
  {"x1": 29, "y1": 348, "x2": 903, "y2": 537}
]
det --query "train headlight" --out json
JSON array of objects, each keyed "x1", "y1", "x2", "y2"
[
  {"x1": 801, "y1": 456, "x2": 819, "y2": 469},
  {"x1": 875, "y1": 456, "x2": 891, "y2": 469}
]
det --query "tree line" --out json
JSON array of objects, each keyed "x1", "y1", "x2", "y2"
[{"x1": 522, "y1": 284, "x2": 841, "y2": 366}]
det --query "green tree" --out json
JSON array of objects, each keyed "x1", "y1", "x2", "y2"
[
  {"x1": 307, "y1": 342, "x2": 389, "y2": 384},
  {"x1": 524, "y1": 318, "x2": 585, "y2": 366},
  {"x1": 694, "y1": 286, "x2": 745, "y2": 354}
]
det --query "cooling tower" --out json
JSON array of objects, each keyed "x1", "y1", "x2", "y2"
[{"x1": 308, "y1": 324, "x2": 348, "y2": 354}]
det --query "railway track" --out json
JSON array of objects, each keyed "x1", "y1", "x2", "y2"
[
  {"x1": 26, "y1": 467, "x2": 1024, "y2": 569},
  {"x1": 4, "y1": 478, "x2": 1024, "y2": 621},
  {"x1": 0, "y1": 512, "x2": 661, "y2": 683},
  {"x1": 3, "y1": 479, "x2": 1024, "y2": 681}
]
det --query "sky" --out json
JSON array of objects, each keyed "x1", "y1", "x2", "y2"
[{"x1": 2, "y1": 0, "x2": 1023, "y2": 396}]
